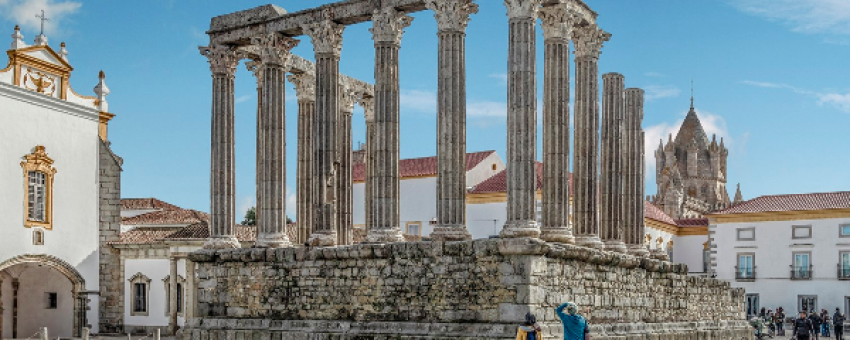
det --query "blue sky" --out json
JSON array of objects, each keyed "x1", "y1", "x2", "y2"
[{"x1": 2, "y1": 0, "x2": 848, "y2": 220}]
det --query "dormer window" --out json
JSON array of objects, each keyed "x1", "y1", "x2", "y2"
[{"x1": 21, "y1": 146, "x2": 56, "y2": 229}]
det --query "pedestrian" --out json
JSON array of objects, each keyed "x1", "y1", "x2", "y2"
[
  {"x1": 795, "y1": 311, "x2": 815, "y2": 340},
  {"x1": 776, "y1": 307, "x2": 786, "y2": 336},
  {"x1": 823, "y1": 309, "x2": 832, "y2": 337},
  {"x1": 835, "y1": 308, "x2": 846, "y2": 340},
  {"x1": 811, "y1": 310, "x2": 823, "y2": 339},
  {"x1": 761, "y1": 307, "x2": 767, "y2": 318},
  {"x1": 556, "y1": 302, "x2": 590, "y2": 340},
  {"x1": 515, "y1": 312, "x2": 542, "y2": 340}
]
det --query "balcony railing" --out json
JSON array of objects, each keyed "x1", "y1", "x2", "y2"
[
  {"x1": 790, "y1": 265, "x2": 813, "y2": 280},
  {"x1": 735, "y1": 266, "x2": 756, "y2": 281},
  {"x1": 839, "y1": 264, "x2": 850, "y2": 280}
]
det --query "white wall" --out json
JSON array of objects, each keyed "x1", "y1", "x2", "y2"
[
  {"x1": 1, "y1": 264, "x2": 74, "y2": 338},
  {"x1": 713, "y1": 216, "x2": 850, "y2": 314},
  {"x1": 354, "y1": 177, "x2": 439, "y2": 237},
  {"x1": 466, "y1": 153, "x2": 505, "y2": 187},
  {"x1": 123, "y1": 258, "x2": 187, "y2": 328},
  {"x1": 674, "y1": 234, "x2": 709, "y2": 273},
  {"x1": 467, "y1": 202, "x2": 508, "y2": 240}
]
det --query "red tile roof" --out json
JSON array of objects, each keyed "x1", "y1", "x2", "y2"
[
  {"x1": 110, "y1": 227, "x2": 184, "y2": 245},
  {"x1": 469, "y1": 162, "x2": 554, "y2": 194},
  {"x1": 121, "y1": 198, "x2": 182, "y2": 211},
  {"x1": 121, "y1": 209, "x2": 209, "y2": 225},
  {"x1": 645, "y1": 201, "x2": 676, "y2": 225},
  {"x1": 713, "y1": 191, "x2": 850, "y2": 214},
  {"x1": 352, "y1": 150, "x2": 496, "y2": 182},
  {"x1": 675, "y1": 218, "x2": 709, "y2": 227},
  {"x1": 111, "y1": 222, "x2": 262, "y2": 245}
]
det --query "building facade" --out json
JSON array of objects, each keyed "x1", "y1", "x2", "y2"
[
  {"x1": 707, "y1": 191, "x2": 850, "y2": 318},
  {"x1": 0, "y1": 26, "x2": 116, "y2": 338}
]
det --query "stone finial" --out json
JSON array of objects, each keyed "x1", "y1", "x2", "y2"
[
  {"x1": 199, "y1": 44, "x2": 240, "y2": 76},
  {"x1": 504, "y1": 0, "x2": 542, "y2": 19},
  {"x1": 369, "y1": 7, "x2": 413, "y2": 46},
  {"x1": 572, "y1": 24, "x2": 611, "y2": 59},
  {"x1": 425, "y1": 0, "x2": 478, "y2": 32},
  {"x1": 11, "y1": 25, "x2": 27, "y2": 49},
  {"x1": 94, "y1": 70, "x2": 110, "y2": 112},
  {"x1": 302, "y1": 19, "x2": 345, "y2": 56},
  {"x1": 34, "y1": 33, "x2": 48, "y2": 46},
  {"x1": 538, "y1": 3, "x2": 581, "y2": 40},
  {"x1": 248, "y1": 32, "x2": 299, "y2": 66},
  {"x1": 286, "y1": 72, "x2": 316, "y2": 103},
  {"x1": 59, "y1": 42, "x2": 68, "y2": 61}
]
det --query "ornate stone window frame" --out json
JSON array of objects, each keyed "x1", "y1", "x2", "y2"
[
  {"x1": 129, "y1": 272, "x2": 151, "y2": 316},
  {"x1": 163, "y1": 275, "x2": 186, "y2": 316},
  {"x1": 21, "y1": 146, "x2": 57, "y2": 230},
  {"x1": 404, "y1": 222, "x2": 422, "y2": 236},
  {"x1": 33, "y1": 229, "x2": 45, "y2": 245}
]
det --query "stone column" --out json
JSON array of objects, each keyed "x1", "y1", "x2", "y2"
[
  {"x1": 185, "y1": 260, "x2": 195, "y2": 319},
  {"x1": 245, "y1": 60, "x2": 264, "y2": 243},
  {"x1": 571, "y1": 24, "x2": 610, "y2": 249},
  {"x1": 538, "y1": 3, "x2": 577, "y2": 244},
  {"x1": 303, "y1": 20, "x2": 345, "y2": 247},
  {"x1": 360, "y1": 98, "x2": 375, "y2": 235},
  {"x1": 168, "y1": 257, "x2": 178, "y2": 334},
  {"x1": 367, "y1": 7, "x2": 413, "y2": 243},
  {"x1": 600, "y1": 73, "x2": 627, "y2": 252},
  {"x1": 625, "y1": 88, "x2": 650, "y2": 257},
  {"x1": 199, "y1": 45, "x2": 241, "y2": 249},
  {"x1": 425, "y1": 0, "x2": 477, "y2": 242},
  {"x1": 249, "y1": 33, "x2": 298, "y2": 248},
  {"x1": 501, "y1": 0, "x2": 542, "y2": 238},
  {"x1": 288, "y1": 73, "x2": 316, "y2": 244},
  {"x1": 337, "y1": 84, "x2": 357, "y2": 245}
]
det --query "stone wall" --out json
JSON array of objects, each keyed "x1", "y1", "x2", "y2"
[
  {"x1": 98, "y1": 140, "x2": 124, "y2": 334},
  {"x1": 182, "y1": 238, "x2": 749, "y2": 339}
]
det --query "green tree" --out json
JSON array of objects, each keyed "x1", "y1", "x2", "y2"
[{"x1": 242, "y1": 207, "x2": 256, "y2": 225}]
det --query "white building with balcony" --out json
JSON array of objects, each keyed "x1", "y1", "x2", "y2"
[{"x1": 707, "y1": 191, "x2": 850, "y2": 318}]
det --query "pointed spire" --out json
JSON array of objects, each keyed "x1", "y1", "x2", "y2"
[
  {"x1": 94, "y1": 70, "x2": 110, "y2": 112},
  {"x1": 733, "y1": 183, "x2": 743, "y2": 204},
  {"x1": 719, "y1": 137, "x2": 725, "y2": 148},
  {"x1": 11, "y1": 25, "x2": 26, "y2": 50},
  {"x1": 34, "y1": 10, "x2": 49, "y2": 46},
  {"x1": 690, "y1": 79, "x2": 694, "y2": 110},
  {"x1": 59, "y1": 41, "x2": 68, "y2": 61},
  {"x1": 658, "y1": 138, "x2": 664, "y2": 150}
]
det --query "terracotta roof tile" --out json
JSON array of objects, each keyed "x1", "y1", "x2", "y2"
[
  {"x1": 121, "y1": 209, "x2": 209, "y2": 225},
  {"x1": 645, "y1": 201, "x2": 676, "y2": 225},
  {"x1": 713, "y1": 191, "x2": 850, "y2": 214},
  {"x1": 675, "y1": 218, "x2": 709, "y2": 227},
  {"x1": 121, "y1": 198, "x2": 182, "y2": 211},
  {"x1": 353, "y1": 151, "x2": 496, "y2": 182},
  {"x1": 112, "y1": 222, "x2": 263, "y2": 245},
  {"x1": 110, "y1": 227, "x2": 184, "y2": 245},
  {"x1": 469, "y1": 162, "x2": 555, "y2": 194}
]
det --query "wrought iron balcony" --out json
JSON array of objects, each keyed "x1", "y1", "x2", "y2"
[
  {"x1": 790, "y1": 265, "x2": 813, "y2": 280},
  {"x1": 838, "y1": 264, "x2": 850, "y2": 280},
  {"x1": 735, "y1": 266, "x2": 756, "y2": 281}
]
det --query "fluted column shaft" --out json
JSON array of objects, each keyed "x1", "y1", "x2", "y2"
[
  {"x1": 303, "y1": 20, "x2": 344, "y2": 247},
  {"x1": 362, "y1": 100, "x2": 375, "y2": 234},
  {"x1": 168, "y1": 257, "x2": 178, "y2": 334},
  {"x1": 539, "y1": 4, "x2": 575, "y2": 243},
  {"x1": 367, "y1": 8, "x2": 412, "y2": 243},
  {"x1": 200, "y1": 45, "x2": 240, "y2": 249},
  {"x1": 572, "y1": 25, "x2": 609, "y2": 249},
  {"x1": 338, "y1": 88, "x2": 356, "y2": 245},
  {"x1": 501, "y1": 0, "x2": 542, "y2": 238},
  {"x1": 601, "y1": 73, "x2": 626, "y2": 252},
  {"x1": 427, "y1": 0, "x2": 477, "y2": 241},
  {"x1": 256, "y1": 64, "x2": 292, "y2": 247},
  {"x1": 289, "y1": 73, "x2": 316, "y2": 244},
  {"x1": 626, "y1": 88, "x2": 651, "y2": 257}
]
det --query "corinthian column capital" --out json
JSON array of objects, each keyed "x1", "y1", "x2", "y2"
[
  {"x1": 302, "y1": 20, "x2": 345, "y2": 56},
  {"x1": 245, "y1": 61, "x2": 263, "y2": 88},
  {"x1": 245, "y1": 32, "x2": 299, "y2": 66},
  {"x1": 425, "y1": 0, "x2": 479, "y2": 32},
  {"x1": 359, "y1": 97, "x2": 374, "y2": 122},
  {"x1": 199, "y1": 44, "x2": 239, "y2": 76},
  {"x1": 504, "y1": 0, "x2": 542, "y2": 19},
  {"x1": 538, "y1": 4, "x2": 581, "y2": 41},
  {"x1": 370, "y1": 7, "x2": 414, "y2": 46},
  {"x1": 572, "y1": 24, "x2": 611, "y2": 59},
  {"x1": 339, "y1": 83, "x2": 358, "y2": 115},
  {"x1": 286, "y1": 73, "x2": 316, "y2": 103}
]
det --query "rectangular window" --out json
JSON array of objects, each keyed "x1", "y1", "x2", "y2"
[
  {"x1": 45, "y1": 292, "x2": 57, "y2": 309},
  {"x1": 27, "y1": 171, "x2": 46, "y2": 221},
  {"x1": 134, "y1": 283, "x2": 147, "y2": 313},
  {"x1": 746, "y1": 294, "x2": 760, "y2": 318},
  {"x1": 737, "y1": 227, "x2": 755, "y2": 241},
  {"x1": 792, "y1": 252, "x2": 812, "y2": 279},
  {"x1": 737, "y1": 253, "x2": 755, "y2": 280},
  {"x1": 405, "y1": 223, "x2": 421, "y2": 236},
  {"x1": 177, "y1": 283, "x2": 183, "y2": 313},
  {"x1": 798, "y1": 295, "x2": 817, "y2": 313},
  {"x1": 793, "y1": 225, "x2": 812, "y2": 239},
  {"x1": 841, "y1": 252, "x2": 850, "y2": 280},
  {"x1": 840, "y1": 224, "x2": 850, "y2": 238}
]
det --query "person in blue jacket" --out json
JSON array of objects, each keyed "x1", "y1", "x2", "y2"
[{"x1": 556, "y1": 302, "x2": 590, "y2": 340}]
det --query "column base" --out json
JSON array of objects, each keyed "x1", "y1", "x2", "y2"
[
  {"x1": 574, "y1": 235, "x2": 605, "y2": 249},
  {"x1": 203, "y1": 236, "x2": 241, "y2": 249},
  {"x1": 539, "y1": 227, "x2": 575, "y2": 244},
  {"x1": 430, "y1": 225, "x2": 472, "y2": 242},
  {"x1": 366, "y1": 228, "x2": 406, "y2": 244},
  {"x1": 307, "y1": 231, "x2": 338, "y2": 247},
  {"x1": 254, "y1": 233, "x2": 292, "y2": 248},
  {"x1": 602, "y1": 240, "x2": 628, "y2": 253},
  {"x1": 650, "y1": 248, "x2": 670, "y2": 261},
  {"x1": 627, "y1": 244, "x2": 651, "y2": 257},
  {"x1": 500, "y1": 220, "x2": 540, "y2": 238}
]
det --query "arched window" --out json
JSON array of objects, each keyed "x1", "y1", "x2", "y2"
[
  {"x1": 21, "y1": 146, "x2": 57, "y2": 230},
  {"x1": 129, "y1": 272, "x2": 151, "y2": 316},
  {"x1": 491, "y1": 163, "x2": 497, "y2": 171}
]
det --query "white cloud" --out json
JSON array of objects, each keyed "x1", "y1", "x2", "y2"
[
  {"x1": 1, "y1": 0, "x2": 82, "y2": 36},
  {"x1": 235, "y1": 94, "x2": 253, "y2": 104},
  {"x1": 236, "y1": 195, "x2": 255, "y2": 224},
  {"x1": 468, "y1": 100, "x2": 506, "y2": 117},
  {"x1": 818, "y1": 92, "x2": 850, "y2": 112},
  {"x1": 732, "y1": 0, "x2": 850, "y2": 35},
  {"x1": 400, "y1": 89, "x2": 436, "y2": 113},
  {"x1": 286, "y1": 186, "x2": 296, "y2": 221},
  {"x1": 489, "y1": 73, "x2": 508, "y2": 86},
  {"x1": 743, "y1": 80, "x2": 850, "y2": 113},
  {"x1": 643, "y1": 85, "x2": 682, "y2": 101}
]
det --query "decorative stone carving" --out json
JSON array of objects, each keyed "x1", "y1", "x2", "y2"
[
  {"x1": 425, "y1": 0, "x2": 479, "y2": 32},
  {"x1": 359, "y1": 96, "x2": 374, "y2": 122},
  {"x1": 338, "y1": 83, "x2": 358, "y2": 115},
  {"x1": 245, "y1": 61, "x2": 263, "y2": 87},
  {"x1": 572, "y1": 24, "x2": 611, "y2": 59},
  {"x1": 287, "y1": 72, "x2": 315, "y2": 102},
  {"x1": 369, "y1": 7, "x2": 414, "y2": 45},
  {"x1": 504, "y1": 0, "x2": 542, "y2": 19},
  {"x1": 302, "y1": 20, "x2": 344, "y2": 56},
  {"x1": 248, "y1": 32, "x2": 299, "y2": 66},
  {"x1": 538, "y1": 3, "x2": 581, "y2": 41},
  {"x1": 199, "y1": 44, "x2": 239, "y2": 76}
]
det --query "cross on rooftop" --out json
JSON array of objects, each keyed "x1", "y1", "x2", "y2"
[{"x1": 36, "y1": 10, "x2": 49, "y2": 35}]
